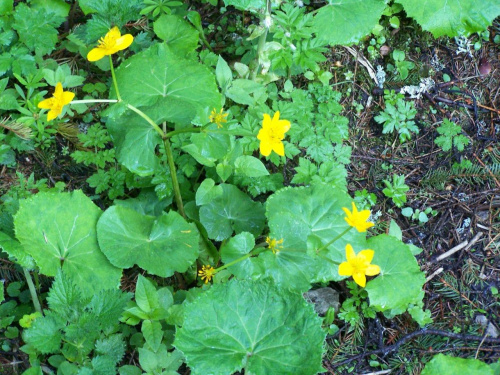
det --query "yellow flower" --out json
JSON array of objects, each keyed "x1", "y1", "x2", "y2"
[
  {"x1": 198, "y1": 265, "x2": 216, "y2": 284},
  {"x1": 338, "y1": 244, "x2": 380, "y2": 287},
  {"x1": 19, "y1": 312, "x2": 43, "y2": 328},
  {"x1": 87, "y1": 26, "x2": 134, "y2": 62},
  {"x1": 342, "y1": 202, "x2": 374, "y2": 232},
  {"x1": 209, "y1": 108, "x2": 228, "y2": 128},
  {"x1": 37, "y1": 82, "x2": 75, "y2": 121},
  {"x1": 257, "y1": 111, "x2": 291, "y2": 157},
  {"x1": 266, "y1": 236, "x2": 283, "y2": 254}
]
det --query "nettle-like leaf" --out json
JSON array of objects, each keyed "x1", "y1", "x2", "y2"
[
  {"x1": 97, "y1": 206, "x2": 199, "y2": 277},
  {"x1": 313, "y1": 0, "x2": 386, "y2": 46},
  {"x1": 12, "y1": 3, "x2": 65, "y2": 55},
  {"x1": 262, "y1": 184, "x2": 365, "y2": 291},
  {"x1": 421, "y1": 354, "x2": 493, "y2": 375},
  {"x1": 174, "y1": 279, "x2": 325, "y2": 375},
  {"x1": 396, "y1": 0, "x2": 500, "y2": 37},
  {"x1": 113, "y1": 43, "x2": 221, "y2": 125},
  {"x1": 14, "y1": 191, "x2": 122, "y2": 298},
  {"x1": 23, "y1": 314, "x2": 62, "y2": 354},
  {"x1": 365, "y1": 234, "x2": 426, "y2": 315},
  {"x1": 198, "y1": 184, "x2": 265, "y2": 241}
]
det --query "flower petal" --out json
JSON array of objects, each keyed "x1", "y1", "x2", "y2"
[
  {"x1": 114, "y1": 34, "x2": 134, "y2": 52},
  {"x1": 272, "y1": 140, "x2": 285, "y2": 156},
  {"x1": 54, "y1": 82, "x2": 63, "y2": 97},
  {"x1": 62, "y1": 91, "x2": 75, "y2": 105},
  {"x1": 260, "y1": 139, "x2": 272, "y2": 156},
  {"x1": 38, "y1": 98, "x2": 53, "y2": 109},
  {"x1": 359, "y1": 249, "x2": 374, "y2": 263},
  {"x1": 352, "y1": 272, "x2": 366, "y2": 287},
  {"x1": 46, "y1": 109, "x2": 60, "y2": 122},
  {"x1": 338, "y1": 262, "x2": 353, "y2": 276},
  {"x1": 365, "y1": 264, "x2": 381, "y2": 276},
  {"x1": 107, "y1": 26, "x2": 121, "y2": 39},
  {"x1": 87, "y1": 47, "x2": 106, "y2": 62},
  {"x1": 345, "y1": 244, "x2": 355, "y2": 262},
  {"x1": 262, "y1": 113, "x2": 271, "y2": 128}
]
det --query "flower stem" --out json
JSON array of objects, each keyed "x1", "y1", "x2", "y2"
[
  {"x1": 126, "y1": 104, "x2": 165, "y2": 138},
  {"x1": 71, "y1": 99, "x2": 119, "y2": 104},
  {"x1": 163, "y1": 137, "x2": 185, "y2": 218},
  {"x1": 316, "y1": 227, "x2": 352, "y2": 254},
  {"x1": 214, "y1": 245, "x2": 269, "y2": 273},
  {"x1": 23, "y1": 268, "x2": 42, "y2": 315},
  {"x1": 109, "y1": 55, "x2": 121, "y2": 101},
  {"x1": 165, "y1": 127, "x2": 202, "y2": 138}
]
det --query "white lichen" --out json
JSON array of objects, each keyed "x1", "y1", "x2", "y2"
[{"x1": 400, "y1": 77, "x2": 435, "y2": 99}]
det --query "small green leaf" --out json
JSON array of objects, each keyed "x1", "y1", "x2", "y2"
[
  {"x1": 195, "y1": 179, "x2": 223, "y2": 206},
  {"x1": 216, "y1": 55, "x2": 233, "y2": 92},
  {"x1": 174, "y1": 279, "x2": 325, "y2": 375},
  {"x1": 142, "y1": 320, "x2": 163, "y2": 352},
  {"x1": 153, "y1": 15, "x2": 199, "y2": 56},
  {"x1": 199, "y1": 184, "x2": 265, "y2": 241},
  {"x1": 220, "y1": 232, "x2": 262, "y2": 279},
  {"x1": 24, "y1": 315, "x2": 62, "y2": 354},
  {"x1": 234, "y1": 155, "x2": 269, "y2": 177},
  {"x1": 135, "y1": 276, "x2": 160, "y2": 313},
  {"x1": 222, "y1": 0, "x2": 266, "y2": 11}
]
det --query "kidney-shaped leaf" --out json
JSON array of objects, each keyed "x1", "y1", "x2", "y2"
[
  {"x1": 365, "y1": 234, "x2": 425, "y2": 314},
  {"x1": 14, "y1": 191, "x2": 122, "y2": 297},
  {"x1": 199, "y1": 184, "x2": 265, "y2": 241},
  {"x1": 263, "y1": 184, "x2": 365, "y2": 291},
  {"x1": 97, "y1": 206, "x2": 199, "y2": 277},
  {"x1": 397, "y1": 0, "x2": 500, "y2": 37},
  {"x1": 114, "y1": 43, "x2": 221, "y2": 125},
  {"x1": 174, "y1": 279, "x2": 325, "y2": 375},
  {"x1": 0, "y1": 231, "x2": 34, "y2": 269},
  {"x1": 313, "y1": 0, "x2": 386, "y2": 46},
  {"x1": 421, "y1": 354, "x2": 493, "y2": 375}
]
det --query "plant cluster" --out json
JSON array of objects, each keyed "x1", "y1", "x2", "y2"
[{"x1": 1, "y1": 0, "x2": 499, "y2": 374}]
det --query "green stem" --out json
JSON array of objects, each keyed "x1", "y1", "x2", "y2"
[
  {"x1": 251, "y1": 28, "x2": 269, "y2": 81},
  {"x1": 316, "y1": 227, "x2": 352, "y2": 254},
  {"x1": 126, "y1": 104, "x2": 165, "y2": 138},
  {"x1": 165, "y1": 127, "x2": 202, "y2": 138},
  {"x1": 109, "y1": 55, "x2": 121, "y2": 101},
  {"x1": 71, "y1": 99, "x2": 119, "y2": 104},
  {"x1": 163, "y1": 137, "x2": 185, "y2": 218},
  {"x1": 23, "y1": 269, "x2": 42, "y2": 315},
  {"x1": 215, "y1": 245, "x2": 269, "y2": 273}
]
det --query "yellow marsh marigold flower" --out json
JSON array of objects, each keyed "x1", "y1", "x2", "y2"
[
  {"x1": 198, "y1": 265, "x2": 216, "y2": 284},
  {"x1": 338, "y1": 244, "x2": 380, "y2": 288},
  {"x1": 342, "y1": 202, "x2": 374, "y2": 233},
  {"x1": 37, "y1": 82, "x2": 75, "y2": 121},
  {"x1": 87, "y1": 26, "x2": 134, "y2": 62},
  {"x1": 266, "y1": 236, "x2": 283, "y2": 254},
  {"x1": 257, "y1": 111, "x2": 291, "y2": 157},
  {"x1": 209, "y1": 108, "x2": 228, "y2": 128}
]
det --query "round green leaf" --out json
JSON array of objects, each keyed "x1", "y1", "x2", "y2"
[
  {"x1": 0, "y1": 232, "x2": 34, "y2": 269},
  {"x1": 263, "y1": 184, "x2": 365, "y2": 291},
  {"x1": 153, "y1": 15, "x2": 199, "y2": 56},
  {"x1": 397, "y1": 0, "x2": 500, "y2": 37},
  {"x1": 365, "y1": 234, "x2": 425, "y2": 314},
  {"x1": 234, "y1": 155, "x2": 269, "y2": 177},
  {"x1": 199, "y1": 184, "x2": 265, "y2": 241},
  {"x1": 14, "y1": 191, "x2": 122, "y2": 297},
  {"x1": 114, "y1": 43, "x2": 221, "y2": 125},
  {"x1": 174, "y1": 279, "x2": 325, "y2": 375},
  {"x1": 313, "y1": 0, "x2": 386, "y2": 46},
  {"x1": 421, "y1": 354, "x2": 493, "y2": 375},
  {"x1": 97, "y1": 206, "x2": 199, "y2": 277}
]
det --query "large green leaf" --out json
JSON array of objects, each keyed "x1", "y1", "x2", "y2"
[
  {"x1": 153, "y1": 15, "x2": 198, "y2": 56},
  {"x1": 0, "y1": 231, "x2": 34, "y2": 269},
  {"x1": 106, "y1": 108, "x2": 162, "y2": 176},
  {"x1": 174, "y1": 279, "x2": 325, "y2": 375},
  {"x1": 365, "y1": 234, "x2": 425, "y2": 315},
  {"x1": 14, "y1": 191, "x2": 122, "y2": 297},
  {"x1": 397, "y1": 0, "x2": 500, "y2": 37},
  {"x1": 223, "y1": 0, "x2": 266, "y2": 11},
  {"x1": 313, "y1": 0, "x2": 386, "y2": 46},
  {"x1": 97, "y1": 206, "x2": 199, "y2": 277},
  {"x1": 262, "y1": 184, "x2": 365, "y2": 291},
  {"x1": 199, "y1": 184, "x2": 265, "y2": 241},
  {"x1": 421, "y1": 354, "x2": 493, "y2": 375},
  {"x1": 114, "y1": 43, "x2": 221, "y2": 125}
]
